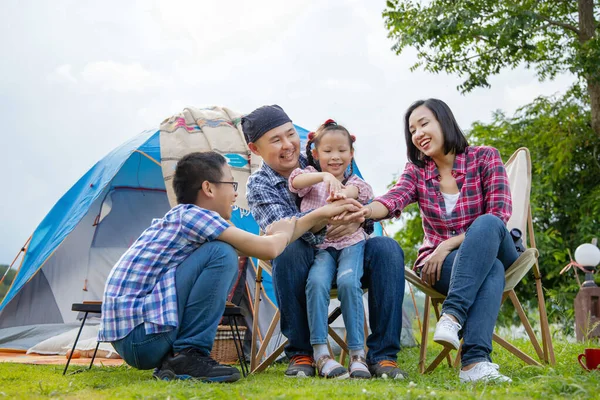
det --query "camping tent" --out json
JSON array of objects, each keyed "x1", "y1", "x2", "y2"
[{"x1": 0, "y1": 106, "x2": 415, "y2": 357}]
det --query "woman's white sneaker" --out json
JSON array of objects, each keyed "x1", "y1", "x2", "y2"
[
  {"x1": 433, "y1": 314, "x2": 461, "y2": 349},
  {"x1": 459, "y1": 362, "x2": 512, "y2": 383}
]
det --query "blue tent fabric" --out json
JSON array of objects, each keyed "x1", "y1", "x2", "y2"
[
  {"x1": 1, "y1": 130, "x2": 161, "y2": 310},
  {"x1": 1, "y1": 124, "x2": 376, "y2": 312}
]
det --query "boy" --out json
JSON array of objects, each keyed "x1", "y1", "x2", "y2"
[{"x1": 98, "y1": 151, "x2": 360, "y2": 382}]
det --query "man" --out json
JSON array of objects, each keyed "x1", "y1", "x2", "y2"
[{"x1": 243, "y1": 105, "x2": 407, "y2": 379}]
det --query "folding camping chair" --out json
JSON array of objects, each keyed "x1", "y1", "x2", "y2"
[
  {"x1": 405, "y1": 147, "x2": 556, "y2": 374},
  {"x1": 248, "y1": 258, "x2": 367, "y2": 373}
]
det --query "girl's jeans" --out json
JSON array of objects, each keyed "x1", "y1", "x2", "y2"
[{"x1": 306, "y1": 241, "x2": 366, "y2": 351}]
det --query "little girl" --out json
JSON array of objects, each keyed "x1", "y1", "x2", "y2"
[{"x1": 288, "y1": 119, "x2": 373, "y2": 379}]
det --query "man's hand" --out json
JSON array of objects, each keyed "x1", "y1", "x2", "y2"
[{"x1": 326, "y1": 222, "x2": 361, "y2": 240}]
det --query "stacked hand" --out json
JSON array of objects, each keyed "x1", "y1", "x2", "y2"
[
  {"x1": 265, "y1": 217, "x2": 297, "y2": 245},
  {"x1": 322, "y1": 173, "x2": 344, "y2": 200},
  {"x1": 331, "y1": 204, "x2": 370, "y2": 224},
  {"x1": 321, "y1": 198, "x2": 363, "y2": 219}
]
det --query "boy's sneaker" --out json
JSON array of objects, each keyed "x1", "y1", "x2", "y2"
[
  {"x1": 284, "y1": 355, "x2": 316, "y2": 378},
  {"x1": 153, "y1": 347, "x2": 240, "y2": 383},
  {"x1": 459, "y1": 362, "x2": 512, "y2": 383},
  {"x1": 433, "y1": 314, "x2": 461, "y2": 350},
  {"x1": 367, "y1": 360, "x2": 407, "y2": 380}
]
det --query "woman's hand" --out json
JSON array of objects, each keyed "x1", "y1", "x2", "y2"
[
  {"x1": 421, "y1": 245, "x2": 451, "y2": 286},
  {"x1": 420, "y1": 234, "x2": 464, "y2": 285},
  {"x1": 265, "y1": 217, "x2": 297, "y2": 245}
]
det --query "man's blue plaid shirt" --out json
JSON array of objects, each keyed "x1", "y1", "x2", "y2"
[{"x1": 247, "y1": 155, "x2": 325, "y2": 246}]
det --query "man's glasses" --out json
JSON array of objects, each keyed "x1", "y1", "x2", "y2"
[{"x1": 210, "y1": 181, "x2": 238, "y2": 192}]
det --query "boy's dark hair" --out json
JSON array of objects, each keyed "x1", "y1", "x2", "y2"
[
  {"x1": 404, "y1": 98, "x2": 469, "y2": 167},
  {"x1": 173, "y1": 152, "x2": 227, "y2": 204},
  {"x1": 306, "y1": 119, "x2": 355, "y2": 183}
]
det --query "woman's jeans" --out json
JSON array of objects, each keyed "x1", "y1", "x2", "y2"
[
  {"x1": 111, "y1": 241, "x2": 239, "y2": 369},
  {"x1": 272, "y1": 235, "x2": 405, "y2": 364},
  {"x1": 428, "y1": 214, "x2": 519, "y2": 367},
  {"x1": 306, "y1": 241, "x2": 366, "y2": 350}
]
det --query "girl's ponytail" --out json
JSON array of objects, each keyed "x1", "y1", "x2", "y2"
[{"x1": 305, "y1": 131, "x2": 321, "y2": 171}]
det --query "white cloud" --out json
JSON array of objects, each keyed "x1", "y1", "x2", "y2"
[
  {"x1": 319, "y1": 78, "x2": 373, "y2": 92},
  {"x1": 503, "y1": 73, "x2": 575, "y2": 115},
  {"x1": 48, "y1": 64, "x2": 78, "y2": 84},
  {"x1": 80, "y1": 61, "x2": 172, "y2": 92},
  {"x1": 1, "y1": 0, "x2": 576, "y2": 264}
]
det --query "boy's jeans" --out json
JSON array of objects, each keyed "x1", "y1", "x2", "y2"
[
  {"x1": 111, "y1": 241, "x2": 238, "y2": 369},
  {"x1": 429, "y1": 214, "x2": 519, "y2": 367},
  {"x1": 272, "y1": 236, "x2": 405, "y2": 364},
  {"x1": 306, "y1": 241, "x2": 366, "y2": 350}
]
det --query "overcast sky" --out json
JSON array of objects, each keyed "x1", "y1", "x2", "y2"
[{"x1": 0, "y1": 0, "x2": 574, "y2": 264}]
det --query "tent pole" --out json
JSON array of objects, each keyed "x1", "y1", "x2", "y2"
[
  {"x1": 133, "y1": 150, "x2": 161, "y2": 166},
  {"x1": 0, "y1": 235, "x2": 32, "y2": 303}
]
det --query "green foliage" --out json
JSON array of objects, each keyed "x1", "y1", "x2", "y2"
[
  {"x1": 393, "y1": 203, "x2": 423, "y2": 268},
  {"x1": 468, "y1": 87, "x2": 599, "y2": 331},
  {"x1": 0, "y1": 339, "x2": 598, "y2": 399},
  {"x1": 383, "y1": 0, "x2": 600, "y2": 93},
  {"x1": 0, "y1": 264, "x2": 15, "y2": 301}
]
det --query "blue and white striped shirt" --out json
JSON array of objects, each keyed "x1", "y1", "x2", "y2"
[{"x1": 98, "y1": 204, "x2": 229, "y2": 342}]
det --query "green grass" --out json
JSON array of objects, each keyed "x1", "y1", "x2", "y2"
[{"x1": 0, "y1": 340, "x2": 598, "y2": 399}]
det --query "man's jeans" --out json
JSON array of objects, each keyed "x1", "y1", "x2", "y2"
[
  {"x1": 111, "y1": 241, "x2": 239, "y2": 369},
  {"x1": 430, "y1": 214, "x2": 519, "y2": 367},
  {"x1": 272, "y1": 236, "x2": 405, "y2": 364},
  {"x1": 306, "y1": 241, "x2": 366, "y2": 350}
]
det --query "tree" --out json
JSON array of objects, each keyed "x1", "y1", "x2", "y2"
[
  {"x1": 393, "y1": 88, "x2": 599, "y2": 330},
  {"x1": 383, "y1": 0, "x2": 600, "y2": 137}
]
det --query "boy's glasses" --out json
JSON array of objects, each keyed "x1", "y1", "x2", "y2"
[{"x1": 210, "y1": 181, "x2": 238, "y2": 192}]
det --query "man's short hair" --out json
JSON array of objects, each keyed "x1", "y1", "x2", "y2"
[{"x1": 173, "y1": 152, "x2": 227, "y2": 204}]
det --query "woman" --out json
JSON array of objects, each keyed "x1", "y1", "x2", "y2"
[{"x1": 343, "y1": 98, "x2": 517, "y2": 382}]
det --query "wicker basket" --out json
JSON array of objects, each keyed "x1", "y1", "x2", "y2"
[{"x1": 210, "y1": 325, "x2": 247, "y2": 364}]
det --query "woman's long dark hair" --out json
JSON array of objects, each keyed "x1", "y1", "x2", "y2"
[{"x1": 404, "y1": 98, "x2": 469, "y2": 167}]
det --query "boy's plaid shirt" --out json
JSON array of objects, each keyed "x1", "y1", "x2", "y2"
[
  {"x1": 98, "y1": 204, "x2": 229, "y2": 342},
  {"x1": 376, "y1": 146, "x2": 512, "y2": 270}
]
